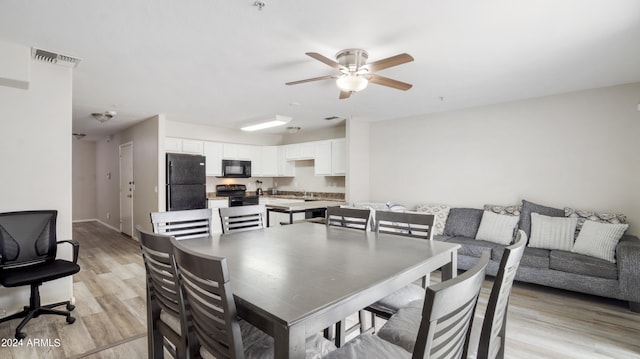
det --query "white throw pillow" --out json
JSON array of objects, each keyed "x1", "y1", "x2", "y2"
[
  {"x1": 528, "y1": 213, "x2": 577, "y2": 251},
  {"x1": 571, "y1": 220, "x2": 628, "y2": 263},
  {"x1": 475, "y1": 211, "x2": 520, "y2": 245},
  {"x1": 415, "y1": 204, "x2": 450, "y2": 236}
]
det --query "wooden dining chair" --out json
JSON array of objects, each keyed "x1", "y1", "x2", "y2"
[
  {"x1": 365, "y1": 211, "x2": 436, "y2": 332},
  {"x1": 323, "y1": 252, "x2": 491, "y2": 359},
  {"x1": 136, "y1": 225, "x2": 192, "y2": 359},
  {"x1": 169, "y1": 237, "x2": 336, "y2": 359},
  {"x1": 219, "y1": 204, "x2": 266, "y2": 233},
  {"x1": 150, "y1": 208, "x2": 213, "y2": 240},
  {"x1": 468, "y1": 230, "x2": 527, "y2": 359},
  {"x1": 326, "y1": 206, "x2": 371, "y2": 231}
]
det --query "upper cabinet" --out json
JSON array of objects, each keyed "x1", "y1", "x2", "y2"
[
  {"x1": 285, "y1": 142, "x2": 315, "y2": 160},
  {"x1": 165, "y1": 137, "x2": 204, "y2": 154},
  {"x1": 165, "y1": 137, "x2": 344, "y2": 177},
  {"x1": 204, "y1": 141, "x2": 222, "y2": 176},
  {"x1": 314, "y1": 138, "x2": 346, "y2": 176}
]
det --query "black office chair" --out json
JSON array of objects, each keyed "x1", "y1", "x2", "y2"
[{"x1": 0, "y1": 210, "x2": 80, "y2": 340}]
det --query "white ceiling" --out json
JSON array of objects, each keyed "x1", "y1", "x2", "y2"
[{"x1": 2, "y1": 0, "x2": 640, "y2": 138}]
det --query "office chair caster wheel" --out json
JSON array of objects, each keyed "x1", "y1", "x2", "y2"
[
  {"x1": 15, "y1": 332, "x2": 26, "y2": 340},
  {"x1": 67, "y1": 304, "x2": 75, "y2": 311},
  {"x1": 66, "y1": 315, "x2": 76, "y2": 324}
]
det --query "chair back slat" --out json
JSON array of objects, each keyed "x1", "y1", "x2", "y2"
[
  {"x1": 219, "y1": 205, "x2": 266, "y2": 234},
  {"x1": 137, "y1": 226, "x2": 186, "y2": 322},
  {"x1": 150, "y1": 209, "x2": 212, "y2": 240},
  {"x1": 171, "y1": 237, "x2": 244, "y2": 359},
  {"x1": 375, "y1": 211, "x2": 434, "y2": 240},
  {"x1": 477, "y1": 230, "x2": 527, "y2": 359},
  {"x1": 412, "y1": 252, "x2": 490, "y2": 359},
  {"x1": 326, "y1": 207, "x2": 371, "y2": 231}
]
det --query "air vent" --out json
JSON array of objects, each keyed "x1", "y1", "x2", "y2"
[
  {"x1": 324, "y1": 116, "x2": 345, "y2": 121},
  {"x1": 31, "y1": 47, "x2": 81, "y2": 68}
]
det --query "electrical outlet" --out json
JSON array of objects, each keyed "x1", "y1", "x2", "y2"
[{"x1": 107, "y1": 212, "x2": 110, "y2": 219}]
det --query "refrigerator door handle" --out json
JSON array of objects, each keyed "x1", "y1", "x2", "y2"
[{"x1": 167, "y1": 185, "x2": 171, "y2": 211}]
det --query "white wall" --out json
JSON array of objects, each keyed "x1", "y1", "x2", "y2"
[
  {"x1": 72, "y1": 139, "x2": 97, "y2": 220},
  {"x1": 0, "y1": 45, "x2": 74, "y2": 312},
  {"x1": 95, "y1": 116, "x2": 162, "y2": 235},
  {"x1": 369, "y1": 82, "x2": 640, "y2": 236},
  {"x1": 281, "y1": 125, "x2": 346, "y2": 144},
  {"x1": 346, "y1": 119, "x2": 370, "y2": 203}
]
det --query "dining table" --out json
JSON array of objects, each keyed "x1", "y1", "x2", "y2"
[{"x1": 177, "y1": 221, "x2": 459, "y2": 359}]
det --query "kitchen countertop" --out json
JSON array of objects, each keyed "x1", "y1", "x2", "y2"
[{"x1": 206, "y1": 191, "x2": 345, "y2": 202}]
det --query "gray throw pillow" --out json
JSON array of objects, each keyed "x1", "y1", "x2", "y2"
[
  {"x1": 519, "y1": 200, "x2": 565, "y2": 239},
  {"x1": 444, "y1": 208, "x2": 484, "y2": 238}
]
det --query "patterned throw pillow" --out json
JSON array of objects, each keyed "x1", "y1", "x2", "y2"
[
  {"x1": 564, "y1": 207, "x2": 627, "y2": 238},
  {"x1": 416, "y1": 204, "x2": 450, "y2": 236},
  {"x1": 484, "y1": 204, "x2": 522, "y2": 217}
]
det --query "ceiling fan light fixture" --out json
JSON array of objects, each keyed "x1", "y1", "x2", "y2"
[
  {"x1": 241, "y1": 115, "x2": 292, "y2": 131},
  {"x1": 336, "y1": 75, "x2": 368, "y2": 93}
]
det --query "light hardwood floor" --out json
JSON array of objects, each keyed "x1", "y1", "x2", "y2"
[{"x1": 1, "y1": 221, "x2": 639, "y2": 358}]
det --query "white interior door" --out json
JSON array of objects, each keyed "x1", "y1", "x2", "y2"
[{"x1": 120, "y1": 142, "x2": 134, "y2": 237}]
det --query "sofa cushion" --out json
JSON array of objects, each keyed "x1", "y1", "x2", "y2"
[
  {"x1": 444, "y1": 208, "x2": 483, "y2": 238},
  {"x1": 475, "y1": 211, "x2": 520, "y2": 245},
  {"x1": 518, "y1": 200, "x2": 565, "y2": 240},
  {"x1": 447, "y1": 236, "x2": 498, "y2": 258},
  {"x1": 571, "y1": 221, "x2": 629, "y2": 263},
  {"x1": 432, "y1": 234, "x2": 453, "y2": 242},
  {"x1": 528, "y1": 213, "x2": 578, "y2": 251},
  {"x1": 492, "y1": 246, "x2": 550, "y2": 269},
  {"x1": 416, "y1": 204, "x2": 450, "y2": 236},
  {"x1": 549, "y1": 250, "x2": 618, "y2": 280}
]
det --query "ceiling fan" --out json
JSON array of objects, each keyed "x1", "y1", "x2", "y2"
[{"x1": 286, "y1": 49, "x2": 414, "y2": 99}]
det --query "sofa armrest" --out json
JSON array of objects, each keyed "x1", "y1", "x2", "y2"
[{"x1": 616, "y1": 235, "x2": 640, "y2": 301}]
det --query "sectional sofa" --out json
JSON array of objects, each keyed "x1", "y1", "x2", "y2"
[{"x1": 417, "y1": 200, "x2": 640, "y2": 312}]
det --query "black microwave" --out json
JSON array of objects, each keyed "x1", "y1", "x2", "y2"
[{"x1": 220, "y1": 159, "x2": 251, "y2": 178}]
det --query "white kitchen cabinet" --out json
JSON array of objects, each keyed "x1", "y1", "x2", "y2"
[
  {"x1": 261, "y1": 146, "x2": 279, "y2": 177},
  {"x1": 208, "y1": 199, "x2": 228, "y2": 234},
  {"x1": 284, "y1": 142, "x2": 315, "y2": 160},
  {"x1": 331, "y1": 138, "x2": 346, "y2": 175},
  {"x1": 165, "y1": 137, "x2": 182, "y2": 153},
  {"x1": 181, "y1": 139, "x2": 204, "y2": 154},
  {"x1": 314, "y1": 140, "x2": 332, "y2": 176},
  {"x1": 222, "y1": 143, "x2": 253, "y2": 160},
  {"x1": 165, "y1": 137, "x2": 204, "y2": 154},
  {"x1": 204, "y1": 141, "x2": 222, "y2": 176},
  {"x1": 277, "y1": 146, "x2": 295, "y2": 176},
  {"x1": 248, "y1": 146, "x2": 262, "y2": 176}
]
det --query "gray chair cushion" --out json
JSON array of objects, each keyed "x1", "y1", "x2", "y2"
[
  {"x1": 549, "y1": 250, "x2": 618, "y2": 280},
  {"x1": 447, "y1": 237, "x2": 499, "y2": 258},
  {"x1": 518, "y1": 200, "x2": 565, "y2": 239},
  {"x1": 200, "y1": 321, "x2": 336, "y2": 359},
  {"x1": 323, "y1": 333, "x2": 410, "y2": 359},
  {"x1": 376, "y1": 300, "x2": 423, "y2": 353},
  {"x1": 444, "y1": 208, "x2": 484, "y2": 238},
  {"x1": 368, "y1": 283, "x2": 425, "y2": 316}
]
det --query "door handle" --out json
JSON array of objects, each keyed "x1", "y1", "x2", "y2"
[{"x1": 127, "y1": 194, "x2": 132, "y2": 198}]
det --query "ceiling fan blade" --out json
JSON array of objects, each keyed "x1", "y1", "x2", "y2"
[
  {"x1": 286, "y1": 75, "x2": 336, "y2": 86},
  {"x1": 306, "y1": 52, "x2": 342, "y2": 70},
  {"x1": 339, "y1": 91, "x2": 351, "y2": 100},
  {"x1": 365, "y1": 53, "x2": 414, "y2": 72},
  {"x1": 368, "y1": 74, "x2": 413, "y2": 91}
]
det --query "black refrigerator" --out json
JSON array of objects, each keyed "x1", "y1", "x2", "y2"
[{"x1": 166, "y1": 153, "x2": 207, "y2": 211}]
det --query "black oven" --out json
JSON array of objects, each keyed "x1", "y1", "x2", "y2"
[
  {"x1": 220, "y1": 160, "x2": 251, "y2": 178},
  {"x1": 228, "y1": 195, "x2": 259, "y2": 207}
]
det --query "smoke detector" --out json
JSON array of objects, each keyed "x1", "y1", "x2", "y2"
[{"x1": 31, "y1": 47, "x2": 81, "y2": 68}]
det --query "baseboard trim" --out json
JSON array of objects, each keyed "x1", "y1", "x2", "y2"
[{"x1": 73, "y1": 219, "x2": 121, "y2": 233}]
